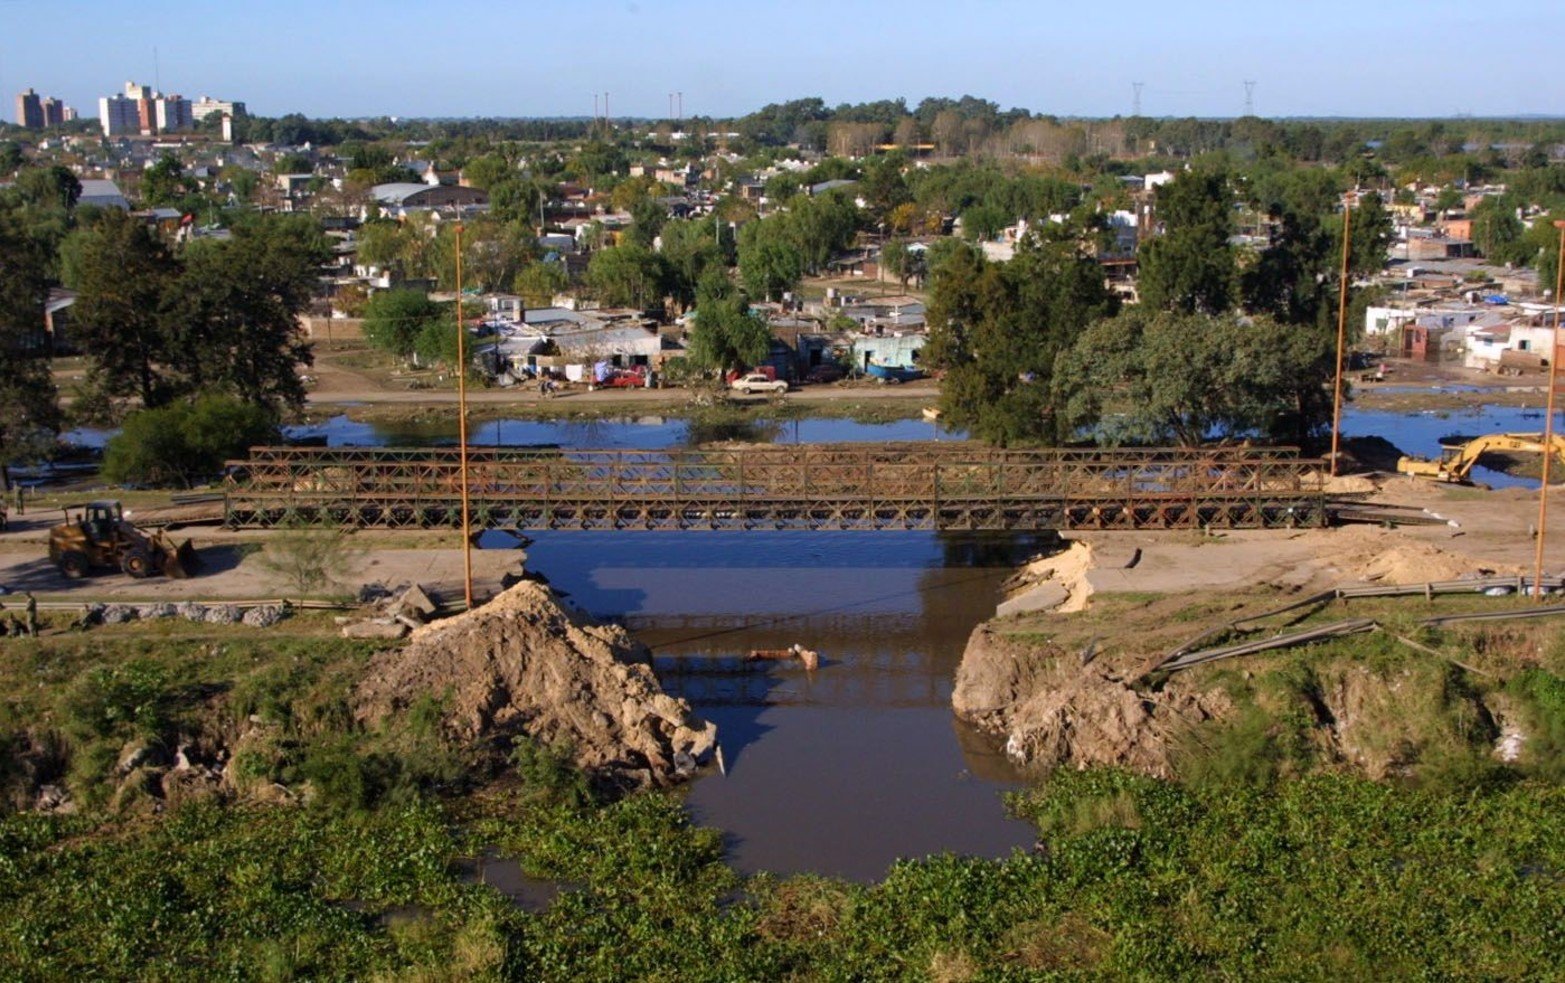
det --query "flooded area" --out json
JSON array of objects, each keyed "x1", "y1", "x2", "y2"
[
  {"x1": 1341, "y1": 403, "x2": 1553, "y2": 488},
  {"x1": 521, "y1": 530, "x2": 1047, "y2": 881},
  {"x1": 283, "y1": 413, "x2": 957, "y2": 449}
]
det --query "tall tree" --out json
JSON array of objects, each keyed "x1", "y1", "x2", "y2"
[
  {"x1": 1470, "y1": 197, "x2": 1524, "y2": 263},
  {"x1": 1054, "y1": 309, "x2": 1334, "y2": 447},
  {"x1": 1242, "y1": 210, "x2": 1334, "y2": 326},
  {"x1": 658, "y1": 217, "x2": 727, "y2": 311},
  {"x1": 586, "y1": 244, "x2": 667, "y2": 308},
  {"x1": 1346, "y1": 192, "x2": 1393, "y2": 279},
  {"x1": 686, "y1": 273, "x2": 772, "y2": 375},
  {"x1": 1137, "y1": 169, "x2": 1236, "y2": 314},
  {"x1": 61, "y1": 210, "x2": 179, "y2": 408},
  {"x1": 362, "y1": 288, "x2": 445, "y2": 364},
  {"x1": 1, "y1": 165, "x2": 81, "y2": 277},
  {"x1": 514, "y1": 260, "x2": 568, "y2": 307},
  {"x1": 0, "y1": 204, "x2": 60, "y2": 467},
  {"x1": 141, "y1": 154, "x2": 194, "y2": 208},
  {"x1": 737, "y1": 219, "x2": 804, "y2": 301},
  {"x1": 167, "y1": 215, "x2": 325, "y2": 411},
  {"x1": 926, "y1": 230, "x2": 1118, "y2": 444}
]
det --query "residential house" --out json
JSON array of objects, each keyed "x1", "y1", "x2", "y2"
[
  {"x1": 850, "y1": 332, "x2": 925, "y2": 373},
  {"x1": 77, "y1": 178, "x2": 129, "y2": 209},
  {"x1": 371, "y1": 182, "x2": 488, "y2": 219}
]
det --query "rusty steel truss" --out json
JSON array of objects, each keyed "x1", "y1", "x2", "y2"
[{"x1": 222, "y1": 443, "x2": 1329, "y2": 532}]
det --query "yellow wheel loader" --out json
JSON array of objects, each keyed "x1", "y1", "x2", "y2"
[{"x1": 47, "y1": 501, "x2": 200, "y2": 579}]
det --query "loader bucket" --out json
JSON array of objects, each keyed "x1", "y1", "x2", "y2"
[{"x1": 163, "y1": 539, "x2": 200, "y2": 579}]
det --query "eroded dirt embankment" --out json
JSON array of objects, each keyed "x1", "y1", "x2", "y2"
[
  {"x1": 954, "y1": 521, "x2": 1553, "y2": 782},
  {"x1": 356, "y1": 580, "x2": 717, "y2": 791}
]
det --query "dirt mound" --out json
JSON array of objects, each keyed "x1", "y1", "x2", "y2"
[
  {"x1": 355, "y1": 581, "x2": 717, "y2": 791},
  {"x1": 1323, "y1": 525, "x2": 1517, "y2": 584},
  {"x1": 953, "y1": 627, "x2": 1229, "y2": 777},
  {"x1": 1000, "y1": 541, "x2": 1096, "y2": 614},
  {"x1": 1339, "y1": 435, "x2": 1407, "y2": 473}
]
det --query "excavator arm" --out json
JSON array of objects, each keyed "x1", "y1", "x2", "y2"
[{"x1": 1397, "y1": 432, "x2": 1565, "y2": 483}]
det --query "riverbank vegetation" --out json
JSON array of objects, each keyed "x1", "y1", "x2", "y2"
[{"x1": 1, "y1": 607, "x2": 1562, "y2": 978}]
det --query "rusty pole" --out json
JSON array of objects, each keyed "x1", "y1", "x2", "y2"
[
  {"x1": 456, "y1": 223, "x2": 474, "y2": 609},
  {"x1": 1330, "y1": 197, "x2": 1354, "y2": 477},
  {"x1": 1533, "y1": 220, "x2": 1565, "y2": 599}
]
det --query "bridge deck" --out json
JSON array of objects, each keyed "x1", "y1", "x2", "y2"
[{"x1": 223, "y1": 443, "x2": 1330, "y2": 531}]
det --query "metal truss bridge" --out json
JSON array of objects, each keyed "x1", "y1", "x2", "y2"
[{"x1": 222, "y1": 443, "x2": 1331, "y2": 532}]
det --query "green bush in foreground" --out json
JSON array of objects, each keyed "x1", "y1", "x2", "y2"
[{"x1": 2, "y1": 770, "x2": 1559, "y2": 981}]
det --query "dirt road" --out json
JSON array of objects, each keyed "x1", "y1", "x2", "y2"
[{"x1": 0, "y1": 516, "x2": 522, "y2": 604}]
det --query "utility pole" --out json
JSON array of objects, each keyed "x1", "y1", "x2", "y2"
[
  {"x1": 454, "y1": 223, "x2": 474, "y2": 610},
  {"x1": 1330, "y1": 195, "x2": 1355, "y2": 477},
  {"x1": 1533, "y1": 219, "x2": 1565, "y2": 598}
]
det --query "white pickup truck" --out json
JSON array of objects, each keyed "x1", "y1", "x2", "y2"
[{"x1": 730, "y1": 372, "x2": 789, "y2": 395}]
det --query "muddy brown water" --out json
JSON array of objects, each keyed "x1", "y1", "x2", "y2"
[{"x1": 522, "y1": 530, "x2": 1049, "y2": 881}]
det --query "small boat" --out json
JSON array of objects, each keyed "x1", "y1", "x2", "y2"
[
  {"x1": 865, "y1": 362, "x2": 923, "y2": 384},
  {"x1": 922, "y1": 406, "x2": 942, "y2": 421}
]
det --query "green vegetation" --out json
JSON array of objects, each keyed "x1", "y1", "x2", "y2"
[
  {"x1": 1055, "y1": 308, "x2": 1333, "y2": 445},
  {"x1": 686, "y1": 273, "x2": 772, "y2": 375},
  {"x1": 0, "y1": 190, "x2": 60, "y2": 464},
  {"x1": 924, "y1": 230, "x2": 1119, "y2": 445},
  {"x1": 102, "y1": 392, "x2": 277, "y2": 487},
  {"x1": 252, "y1": 521, "x2": 367, "y2": 596},
  {"x1": 361, "y1": 287, "x2": 464, "y2": 370},
  {"x1": 60, "y1": 209, "x2": 324, "y2": 416}
]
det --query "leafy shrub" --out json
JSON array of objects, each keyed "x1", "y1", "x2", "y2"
[
  {"x1": 1507, "y1": 669, "x2": 1565, "y2": 778},
  {"x1": 509, "y1": 738, "x2": 590, "y2": 808},
  {"x1": 59, "y1": 659, "x2": 174, "y2": 741},
  {"x1": 103, "y1": 392, "x2": 276, "y2": 487}
]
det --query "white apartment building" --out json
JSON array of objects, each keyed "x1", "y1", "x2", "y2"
[{"x1": 193, "y1": 96, "x2": 245, "y2": 121}]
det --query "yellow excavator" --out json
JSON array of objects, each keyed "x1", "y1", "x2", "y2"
[{"x1": 1396, "y1": 432, "x2": 1565, "y2": 483}]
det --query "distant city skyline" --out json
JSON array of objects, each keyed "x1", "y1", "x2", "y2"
[{"x1": 3, "y1": 0, "x2": 1562, "y2": 121}]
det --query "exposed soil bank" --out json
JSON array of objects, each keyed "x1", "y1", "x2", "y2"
[
  {"x1": 356, "y1": 580, "x2": 717, "y2": 792},
  {"x1": 953, "y1": 488, "x2": 1563, "y2": 782}
]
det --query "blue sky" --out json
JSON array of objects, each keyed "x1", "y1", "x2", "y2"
[{"x1": 5, "y1": 0, "x2": 1561, "y2": 120}]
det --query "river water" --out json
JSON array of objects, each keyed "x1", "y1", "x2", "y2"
[
  {"x1": 524, "y1": 530, "x2": 1047, "y2": 880},
  {"x1": 276, "y1": 404, "x2": 1555, "y2": 488}
]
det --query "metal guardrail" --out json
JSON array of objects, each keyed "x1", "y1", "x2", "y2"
[{"x1": 1152, "y1": 575, "x2": 1565, "y2": 674}]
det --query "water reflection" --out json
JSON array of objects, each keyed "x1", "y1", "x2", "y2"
[
  {"x1": 1342, "y1": 404, "x2": 1554, "y2": 488},
  {"x1": 284, "y1": 413, "x2": 958, "y2": 449},
  {"x1": 525, "y1": 530, "x2": 1044, "y2": 880}
]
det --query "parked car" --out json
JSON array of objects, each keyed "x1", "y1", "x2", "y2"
[
  {"x1": 731, "y1": 372, "x2": 789, "y2": 395},
  {"x1": 804, "y1": 364, "x2": 844, "y2": 384},
  {"x1": 596, "y1": 368, "x2": 647, "y2": 388}
]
